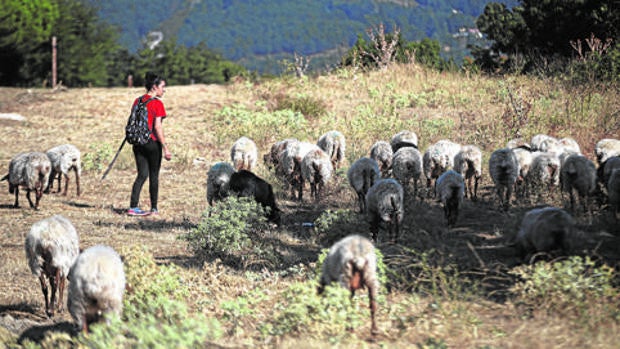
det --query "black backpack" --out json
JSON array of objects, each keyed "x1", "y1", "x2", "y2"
[{"x1": 125, "y1": 96, "x2": 155, "y2": 145}]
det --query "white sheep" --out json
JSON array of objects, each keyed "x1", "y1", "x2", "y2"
[
  {"x1": 25, "y1": 215, "x2": 80, "y2": 317},
  {"x1": 512, "y1": 147, "x2": 533, "y2": 198},
  {"x1": 46, "y1": 144, "x2": 81, "y2": 196},
  {"x1": 560, "y1": 154, "x2": 596, "y2": 215},
  {"x1": 595, "y1": 138, "x2": 620, "y2": 165},
  {"x1": 506, "y1": 138, "x2": 531, "y2": 150},
  {"x1": 281, "y1": 141, "x2": 321, "y2": 200},
  {"x1": 390, "y1": 130, "x2": 418, "y2": 152},
  {"x1": 422, "y1": 139, "x2": 462, "y2": 193},
  {"x1": 230, "y1": 136, "x2": 258, "y2": 171},
  {"x1": 558, "y1": 137, "x2": 581, "y2": 155},
  {"x1": 515, "y1": 207, "x2": 577, "y2": 262},
  {"x1": 525, "y1": 151, "x2": 561, "y2": 202},
  {"x1": 391, "y1": 146, "x2": 423, "y2": 199},
  {"x1": 206, "y1": 162, "x2": 236, "y2": 206},
  {"x1": 68, "y1": 245, "x2": 125, "y2": 333},
  {"x1": 365, "y1": 178, "x2": 404, "y2": 243},
  {"x1": 301, "y1": 148, "x2": 333, "y2": 202},
  {"x1": 347, "y1": 157, "x2": 380, "y2": 213},
  {"x1": 264, "y1": 138, "x2": 298, "y2": 176},
  {"x1": 435, "y1": 170, "x2": 465, "y2": 226},
  {"x1": 1, "y1": 152, "x2": 51, "y2": 209},
  {"x1": 369, "y1": 141, "x2": 393, "y2": 178},
  {"x1": 453, "y1": 145, "x2": 482, "y2": 201},
  {"x1": 530, "y1": 134, "x2": 558, "y2": 152},
  {"x1": 488, "y1": 148, "x2": 520, "y2": 210},
  {"x1": 600, "y1": 156, "x2": 620, "y2": 188},
  {"x1": 317, "y1": 130, "x2": 346, "y2": 170},
  {"x1": 318, "y1": 234, "x2": 379, "y2": 336}
]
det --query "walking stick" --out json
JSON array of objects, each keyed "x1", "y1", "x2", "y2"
[{"x1": 101, "y1": 138, "x2": 127, "y2": 180}]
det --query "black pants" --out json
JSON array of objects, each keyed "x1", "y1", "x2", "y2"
[{"x1": 130, "y1": 140, "x2": 162, "y2": 210}]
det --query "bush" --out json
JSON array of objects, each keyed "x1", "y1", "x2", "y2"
[{"x1": 510, "y1": 256, "x2": 619, "y2": 323}]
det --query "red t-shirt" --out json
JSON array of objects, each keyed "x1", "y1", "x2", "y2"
[{"x1": 132, "y1": 95, "x2": 167, "y2": 141}]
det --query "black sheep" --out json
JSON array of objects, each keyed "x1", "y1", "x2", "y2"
[{"x1": 229, "y1": 170, "x2": 281, "y2": 224}]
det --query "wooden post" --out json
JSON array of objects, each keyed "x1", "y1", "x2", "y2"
[{"x1": 52, "y1": 36, "x2": 57, "y2": 89}]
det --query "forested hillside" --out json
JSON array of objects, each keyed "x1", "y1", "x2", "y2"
[{"x1": 86, "y1": 0, "x2": 518, "y2": 73}]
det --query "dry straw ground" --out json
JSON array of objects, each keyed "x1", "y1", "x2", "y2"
[{"x1": 0, "y1": 64, "x2": 619, "y2": 348}]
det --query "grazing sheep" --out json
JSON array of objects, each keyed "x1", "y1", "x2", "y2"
[
  {"x1": 515, "y1": 207, "x2": 577, "y2": 262},
  {"x1": 301, "y1": 148, "x2": 333, "y2": 202},
  {"x1": 435, "y1": 170, "x2": 465, "y2": 226},
  {"x1": 229, "y1": 170, "x2": 281, "y2": 224},
  {"x1": 281, "y1": 141, "x2": 321, "y2": 201},
  {"x1": 347, "y1": 157, "x2": 380, "y2": 213},
  {"x1": 206, "y1": 162, "x2": 236, "y2": 206},
  {"x1": 530, "y1": 134, "x2": 558, "y2": 152},
  {"x1": 560, "y1": 154, "x2": 596, "y2": 214},
  {"x1": 369, "y1": 141, "x2": 393, "y2": 178},
  {"x1": 423, "y1": 139, "x2": 462, "y2": 193},
  {"x1": 230, "y1": 136, "x2": 258, "y2": 171},
  {"x1": 25, "y1": 215, "x2": 80, "y2": 318},
  {"x1": 525, "y1": 152, "x2": 561, "y2": 202},
  {"x1": 512, "y1": 147, "x2": 533, "y2": 198},
  {"x1": 317, "y1": 130, "x2": 346, "y2": 170},
  {"x1": 68, "y1": 245, "x2": 125, "y2": 333},
  {"x1": 391, "y1": 147, "x2": 423, "y2": 199},
  {"x1": 365, "y1": 178, "x2": 404, "y2": 243},
  {"x1": 453, "y1": 145, "x2": 482, "y2": 201},
  {"x1": 1, "y1": 152, "x2": 51, "y2": 209},
  {"x1": 608, "y1": 169, "x2": 620, "y2": 220},
  {"x1": 600, "y1": 156, "x2": 620, "y2": 187},
  {"x1": 318, "y1": 235, "x2": 379, "y2": 336},
  {"x1": 264, "y1": 138, "x2": 298, "y2": 176},
  {"x1": 595, "y1": 138, "x2": 620, "y2": 165},
  {"x1": 390, "y1": 130, "x2": 418, "y2": 152},
  {"x1": 46, "y1": 144, "x2": 81, "y2": 196},
  {"x1": 488, "y1": 148, "x2": 520, "y2": 210},
  {"x1": 506, "y1": 138, "x2": 531, "y2": 150},
  {"x1": 558, "y1": 137, "x2": 581, "y2": 155}
]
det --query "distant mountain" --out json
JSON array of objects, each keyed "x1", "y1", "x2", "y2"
[{"x1": 85, "y1": 0, "x2": 518, "y2": 74}]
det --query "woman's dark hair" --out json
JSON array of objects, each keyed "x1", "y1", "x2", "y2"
[{"x1": 144, "y1": 72, "x2": 164, "y2": 91}]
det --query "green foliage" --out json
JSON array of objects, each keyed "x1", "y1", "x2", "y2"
[
  {"x1": 82, "y1": 142, "x2": 114, "y2": 172},
  {"x1": 261, "y1": 281, "x2": 363, "y2": 341},
  {"x1": 0, "y1": 1, "x2": 59, "y2": 47},
  {"x1": 510, "y1": 256, "x2": 619, "y2": 321},
  {"x1": 270, "y1": 93, "x2": 327, "y2": 118},
  {"x1": 212, "y1": 104, "x2": 308, "y2": 146},
  {"x1": 313, "y1": 209, "x2": 361, "y2": 244},
  {"x1": 180, "y1": 196, "x2": 277, "y2": 260}
]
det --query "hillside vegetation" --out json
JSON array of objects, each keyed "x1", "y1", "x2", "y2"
[{"x1": 0, "y1": 63, "x2": 619, "y2": 348}]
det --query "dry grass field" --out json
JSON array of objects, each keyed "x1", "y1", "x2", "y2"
[{"x1": 0, "y1": 64, "x2": 619, "y2": 348}]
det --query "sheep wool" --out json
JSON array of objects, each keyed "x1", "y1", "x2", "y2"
[
  {"x1": 230, "y1": 136, "x2": 258, "y2": 171},
  {"x1": 422, "y1": 139, "x2": 462, "y2": 191},
  {"x1": 348, "y1": 157, "x2": 380, "y2": 213},
  {"x1": 435, "y1": 170, "x2": 465, "y2": 226},
  {"x1": 2, "y1": 152, "x2": 52, "y2": 209},
  {"x1": 369, "y1": 141, "x2": 393, "y2": 178},
  {"x1": 515, "y1": 207, "x2": 577, "y2": 262},
  {"x1": 206, "y1": 162, "x2": 236, "y2": 206},
  {"x1": 365, "y1": 178, "x2": 404, "y2": 243},
  {"x1": 25, "y1": 214, "x2": 80, "y2": 317},
  {"x1": 391, "y1": 146, "x2": 423, "y2": 199},
  {"x1": 595, "y1": 138, "x2": 620, "y2": 165},
  {"x1": 453, "y1": 145, "x2": 482, "y2": 200},
  {"x1": 319, "y1": 234, "x2": 379, "y2": 335},
  {"x1": 317, "y1": 130, "x2": 346, "y2": 170},
  {"x1": 301, "y1": 148, "x2": 333, "y2": 202},
  {"x1": 560, "y1": 154, "x2": 596, "y2": 214},
  {"x1": 46, "y1": 144, "x2": 81, "y2": 196},
  {"x1": 488, "y1": 148, "x2": 520, "y2": 210},
  {"x1": 390, "y1": 130, "x2": 418, "y2": 152},
  {"x1": 68, "y1": 245, "x2": 125, "y2": 333}
]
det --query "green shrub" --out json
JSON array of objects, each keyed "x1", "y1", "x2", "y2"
[
  {"x1": 82, "y1": 142, "x2": 115, "y2": 171},
  {"x1": 270, "y1": 92, "x2": 327, "y2": 118},
  {"x1": 510, "y1": 256, "x2": 619, "y2": 322}
]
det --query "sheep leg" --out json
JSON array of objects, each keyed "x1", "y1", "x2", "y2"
[
  {"x1": 26, "y1": 189, "x2": 36, "y2": 209},
  {"x1": 48, "y1": 268, "x2": 60, "y2": 317},
  {"x1": 55, "y1": 172, "x2": 62, "y2": 193},
  {"x1": 370, "y1": 218, "x2": 379, "y2": 243},
  {"x1": 62, "y1": 173, "x2": 70, "y2": 196},
  {"x1": 13, "y1": 187, "x2": 20, "y2": 208},
  {"x1": 38, "y1": 274, "x2": 50, "y2": 317},
  {"x1": 45, "y1": 169, "x2": 55, "y2": 193},
  {"x1": 366, "y1": 279, "x2": 378, "y2": 336},
  {"x1": 58, "y1": 273, "x2": 65, "y2": 313},
  {"x1": 74, "y1": 167, "x2": 81, "y2": 196},
  {"x1": 357, "y1": 192, "x2": 365, "y2": 213},
  {"x1": 473, "y1": 177, "x2": 479, "y2": 201}
]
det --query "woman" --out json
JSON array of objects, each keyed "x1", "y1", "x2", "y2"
[{"x1": 127, "y1": 72, "x2": 172, "y2": 216}]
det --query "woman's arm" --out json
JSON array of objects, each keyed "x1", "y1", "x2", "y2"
[{"x1": 154, "y1": 117, "x2": 172, "y2": 161}]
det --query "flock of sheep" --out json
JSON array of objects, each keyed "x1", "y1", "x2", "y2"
[
  {"x1": 5, "y1": 129, "x2": 620, "y2": 336},
  {"x1": 203, "y1": 131, "x2": 620, "y2": 334}
]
